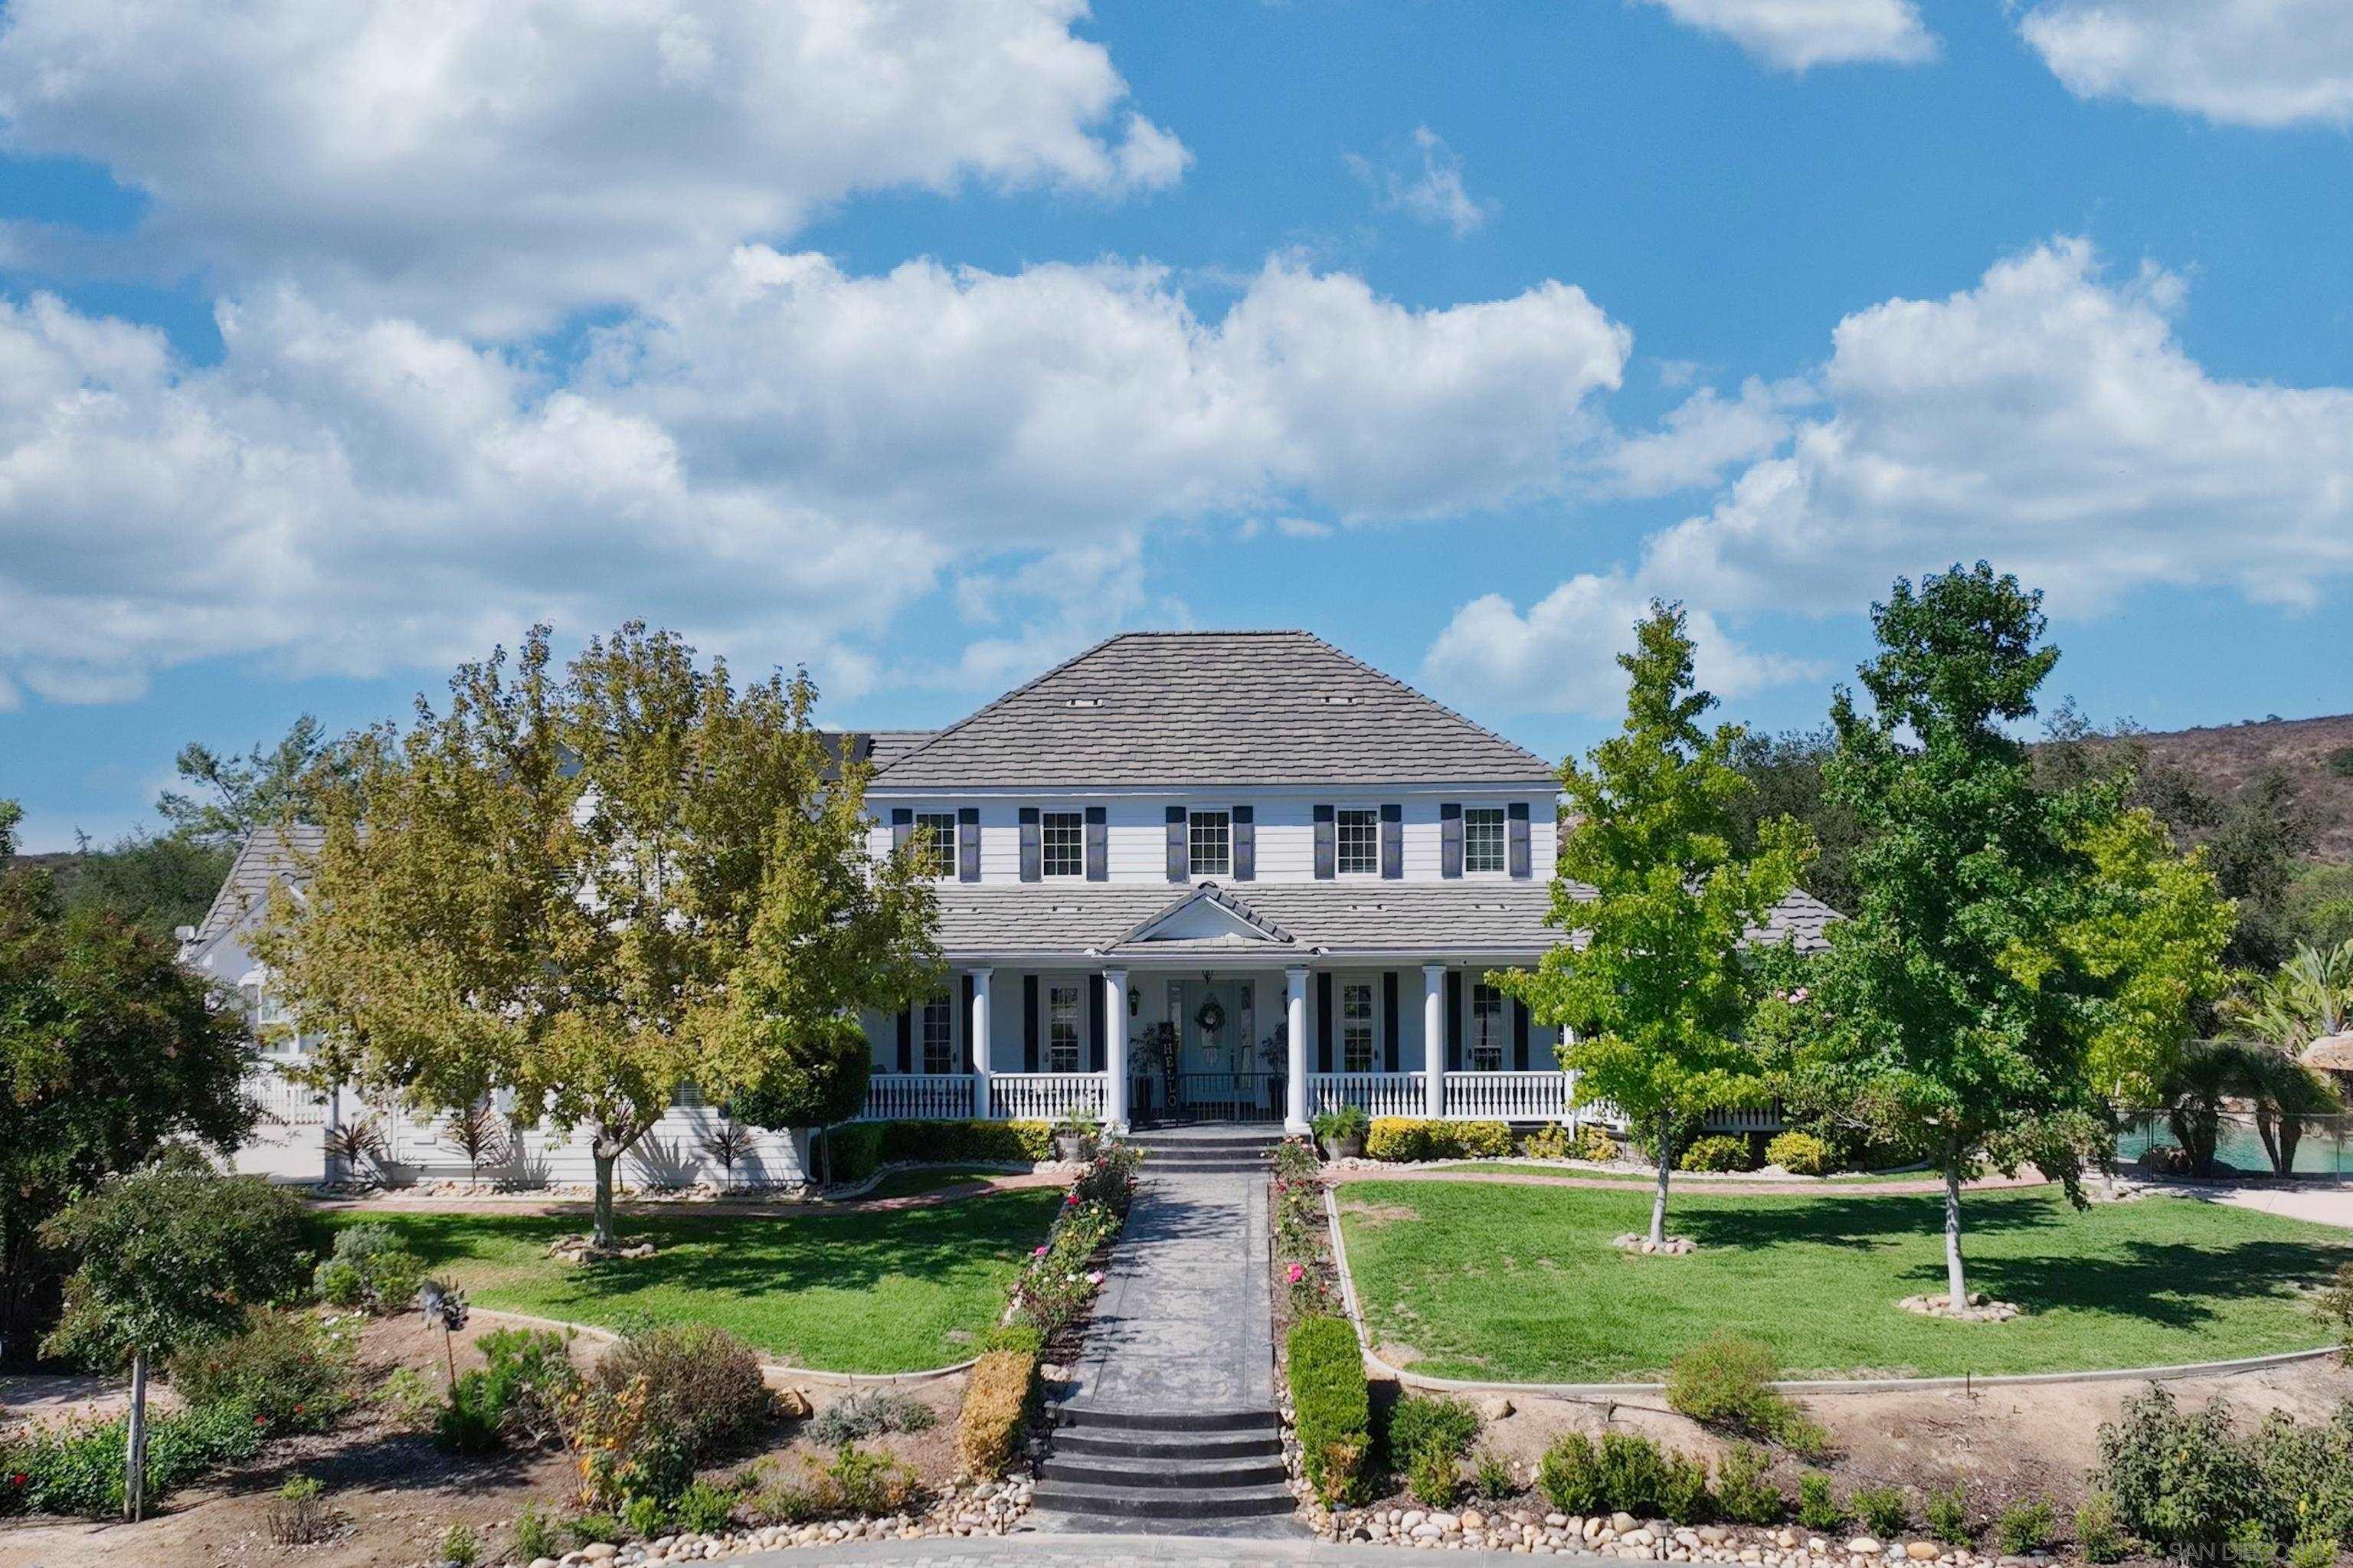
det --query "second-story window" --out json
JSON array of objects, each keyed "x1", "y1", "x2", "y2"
[
  {"x1": 1335, "y1": 808, "x2": 1379, "y2": 875},
  {"x1": 914, "y1": 810, "x2": 957, "y2": 878},
  {"x1": 1188, "y1": 809, "x2": 1231, "y2": 877},
  {"x1": 1463, "y1": 807, "x2": 1507, "y2": 873},
  {"x1": 921, "y1": 995, "x2": 957, "y2": 1074},
  {"x1": 1041, "y1": 810, "x2": 1084, "y2": 878}
]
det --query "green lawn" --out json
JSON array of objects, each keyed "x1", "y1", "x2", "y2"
[
  {"x1": 344, "y1": 1189, "x2": 1061, "y2": 1373},
  {"x1": 861, "y1": 1166, "x2": 1010, "y2": 1200},
  {"x1": 1434, "y1": 1163, "x2": 1915, "y2": 1185},
  {"x1": 1337, "y1": 1181, "x2": 2351, "y2": 1382}
]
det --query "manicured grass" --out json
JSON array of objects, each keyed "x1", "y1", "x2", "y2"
[
  {"x1": 343, "y1": 1190, "x2": 1062, "y2": 1373},
  {"x1": 1432, "y1": 1163, "x2": 1916, "y2": 1185},
  {"x1": 862, "y1": 1166, "x2": 1008, "y2": 1200},
  {"x1": 1337, "y1": 1181, "x2": 2352, "y2": 1382}
]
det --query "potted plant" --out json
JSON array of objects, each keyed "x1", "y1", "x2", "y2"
[
  {"x1": 1311, "y1": 1105, "x2": 1370, "y2": 1161},
  {"x1": 1053, "y1": 1111, "x2": 1101, "y2": 1163}
]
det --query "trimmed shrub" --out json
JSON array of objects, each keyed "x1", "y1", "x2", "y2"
[
  {"x1": 1388, "y1": 1395, "x2": 1481, "y2": 1469},
  {"x1": 1852, "y1": 1485, "x2": 1907, "y2": 1538},
  {"x1": 1473, "y1": 1448, "x2": 1515, "y2": 1501},
  {"x1": 673, "y1": 1478, "x2": 738, "y2": 1534},
  {"x1": 1538, "y1": 1432, "x2": 1603, "y2": 1514},
  {"x1": 1363, "y1": 1118, "x2": 1514, "y2": 1162},
  {"x1": 1664, "y1": 1332, "x2": 1784, "y2": 1432},
  {"x1": 1408, "y1": 1439, "x2": 1461, "y2": 1507},
  {"x1": 1595, "y1": 1431, "x2": 1676, "y2": 1517},
  {"x1": 1679, "y1": 1134, "x2": 1757, "y2": 1173},
  {"x1": 955, "y1": 1349, "x2": 1036, "y2": 1478},
  {"x1": 1716, "y1": 1443, "x2": 1783, "y2": 1525},
  {"x1": 1519, "y1": 1124, "x2": 1572, "y2": 1160},
  {"x1": 1795, "y1": 1472, "x2": 1842, "y2": 1531},
  {"x1": 513, "y1": 1505, "x2": 559, "y2": 1560},
  {"x1": 2096, "y1": 1386, "x2": 2260, "y2": 1557},
  {"x1": 169, "y1": 1308, "x2": 356, "y2": 1435},
  {"x1": 1366, "y1": 1118, "x2": 1432, "y2": 1162},
  {"x1": 877, "y1": 1120, "x2": 1052, "y2": 1165},
  {"x1": 1448, "y1": 1121, "x2": 1514, "y2": 1158},
  {"x1": 591, "y1": 1324, "x2": 771, "y2": 1465},
  {"x1": 2075, "y1": 1490, "x2": 2126, "y2": 1564},
  {"x1": 981, "y1": 1322, "x2": 1042, "y2": 1355},
  {"x1": 1288, "y1": 1316, "x2": 1371, "y2": 1506},
  {"x1": 315, "y1": 1222, "x2": 426, "y2": 1313},
  {"x1": 1996, "y1": 1497, "x2": 2054, "y2": 1554},
  {"x1": 1765, "y1": 1131, "x2": 1835, "y2": 1176},
  {"x1": 820, "y1": 1122, "x2": 887, "y2": 1185},
  {"x1": 1926, "y1": 1481, "x2": 1972, "y2": 1544},
  {"x1": 1572, "y1": 1124, "x2": 1622, "y2": 1163}
]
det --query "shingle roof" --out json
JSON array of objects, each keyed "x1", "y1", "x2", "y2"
[
  {"x1": 928, "y1": 880, "x2": 1834, "y2": 962},
  {"x1": 188, "y1": 824, "x2": 324, "y2": 946},
  {"x1": 872, "y1": 631, "x2": 1554, "y2": 789}
]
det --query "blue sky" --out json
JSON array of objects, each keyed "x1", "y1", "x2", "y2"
[{"x1": 1, "y1": 0, "x2": 2348, "y2": 849}]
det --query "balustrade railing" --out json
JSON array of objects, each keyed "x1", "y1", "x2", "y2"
[
  {"x1": 860, "y1": 1074, "x2": 977, "y2": 1121},
  {"x1": 1305, "y1": 1072, "x2": 1426, "y2": 1119},
  {"x1": 1442, "y1": 1070, "x2": 1574, "y2": 1121},
  {"x1": 987, "y1": 1072, "x2": 1106, "y2": 1123},
  {"x1": 244, "y1": 1059, "x2": 329, "y2": 1128}
]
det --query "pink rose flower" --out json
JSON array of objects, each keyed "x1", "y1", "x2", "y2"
[
  {"x1": 1033, "y1": 1245, "x2": 1049, "y2": 1257},
  {"x1": 1286, "y1": 1262, "x2": 1304, "y2": 1284}
]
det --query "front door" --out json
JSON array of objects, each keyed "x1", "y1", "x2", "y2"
[{"x1": 1170, "y1": 977, "x2": 1276, "y2": 1121}]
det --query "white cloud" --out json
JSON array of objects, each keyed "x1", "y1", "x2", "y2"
[
  {"x1": 2018, "y1": 0, "x2": 2353, "y2": 128},
  {"x1": 0, "y1": 0, "x2": 1189, "y2": 336},
  {"x1": 1430, "y1": 236, "x2": 2353, "y2": 713},
  {"x1": 0, "y1": 254, "x2": 1632, "y2": 703},
  {"x1": 1635, "y1": 0, "x2": 1936, "y2": 70},
  {"x1": 1602, "y1": 377, "x2": 1811, "y2": 498},
  {"x1": 1344, "y1": 126, "x2": 1494, "y2": 237}
]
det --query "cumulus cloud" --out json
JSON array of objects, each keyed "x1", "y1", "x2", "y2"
[
  {"x1": 2017, "y1": 0, "x2": 2353, "y2": 128},
  {"x1": 0, "y1": 254, "x2": 1632, "y2": 703},
  {"x1": 1429, "y1": 236, "x2": 2353, "y2": 712},
  {"x1": 1344, "y1": 126, "x2": 1494, "y2": 237},
  {"x1": 1635, "y1": 0, "x2": 1936, "y2": 70},
  {"x1": 0, "y1": 0, "x2": 1190, "y2": 336}
]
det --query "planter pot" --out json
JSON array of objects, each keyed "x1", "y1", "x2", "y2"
[
  {"x1": 1320, "y1": 1134, "x2": 1365, "y2": 1161},
  {"x1": 1053, "y1": 1132, "x2": 1091, "y2": 1162}
]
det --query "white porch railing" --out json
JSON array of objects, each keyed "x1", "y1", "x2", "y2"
[
  {"x1": 1306, "y1": 1072, "x2": 1425, "y2": 1119},
  {"x1": 1704, "y1": 1105, "x2": 1783, "y2": 1132},
  {"x1": 987, "y1": 1072, "x2": 1106, "y2": 1123},
  {"x1": 860, "y1": 1074, "x2": 977, "y2": 1121},
  {"x1": 244, "y1": 1058, "x2": 329, "y2": 1128},
  {"x1": 1442, "y1": 1070, "x2": 1576, "y2": 1122}
]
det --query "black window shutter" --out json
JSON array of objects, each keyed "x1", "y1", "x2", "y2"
[
  {"x1": 1165, "y1": 806, "x2": 1187, "y2": 881},
  {"x1": 1379, "y1": 804, "x2": 1402, "y2": 879},
  {"x1": 1445, "y1": 971, "x2": 1464, "y2": 1071},
  {"x1": 1023, "y1": 975, "x2": 1040, "y2": 1072},
  {"x1": 958, "y1": 807, "x2": 981, "y2": 882},
  {"x1": 1312, "y1": 804, "x2": 1335, "y2": 880},
  {"x1": 1018, "y1": 807, "x2": 1041, "y2": 882},
  {"x1": 1232, "y1": 805, "x2": 1255, "y2": 882},
  {"x1": 1439, "y1": 802, "x2": 1463, "y2": 879},
  {"x1": 1507, "y1": 802, "x2": 1531, "y2": 879},
  {"x1": 1316, "y1": 971, "x2": 1334, "y2": 1072},
  {"x1": 896, "y1": 1007, "x2": 912, "y2": 1073},
  {"x1": 1513, "y1": 997, "x2": 1531, "y2": 1070},
  {"x1": 891, "y1": 807, "x2": 912, "y2": 856},
  {"x1": 1085, "y1": 806, "x2": 1108, "y2": 882},
  {"x1": 961, "y1": 973, "x2": 976, "y2": 1069},
  {"x1": 1088, "y1": 978, "x2": 1105, "y2": 1072},
  {"x1": 1382, "y1": 971, "x2": 1399, "y2": 1072}
]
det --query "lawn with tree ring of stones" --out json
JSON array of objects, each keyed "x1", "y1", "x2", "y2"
[
  {"x1": 336, "y1": 1188, "x2": 1062, "y2": 1373},
  {"x1": 1337, "y1": 1181, "x2": 2351, "y2": 1383}
]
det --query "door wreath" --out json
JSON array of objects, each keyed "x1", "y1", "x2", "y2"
[{"x1": 1194, "y1": 997, "x2": 1226, "y2": 1037}]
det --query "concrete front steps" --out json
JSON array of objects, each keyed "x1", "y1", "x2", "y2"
[
  {"x1": 1119, "y1": 1125, "x2": 1283, "y2": 1177},
  {"x1": 1029, "y1": 1401, "x2": 1298, "y2": 1535}
]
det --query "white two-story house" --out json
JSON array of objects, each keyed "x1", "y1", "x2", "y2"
[{"x1": 185, "y1": 629, "x2": 1832, "y2": 1184}]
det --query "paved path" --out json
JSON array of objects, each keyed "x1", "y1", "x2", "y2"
[
  {"x1": 737, "y1": 1533, "x2": 1606, "y2": 1566},
  {"x1": 1069, "y1": 1168, "x2": 1275, "y2": 1412},
  {"x1": 2159, "y1": 1179, "x2": 2353, "y2": 1229}
]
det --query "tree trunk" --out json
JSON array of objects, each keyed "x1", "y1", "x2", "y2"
[
  {"x1": 124, "y1": 1348, "x2": 148, "y2": 1523},
  {"x1": 2279, "y1": 1115, "x2": 2306, "y2": 1176},
  {"x1": 591, "y1": 1144, "x2": 618, "y2": 1249},
  {"x1": 1649, "y1": 1111, "x2": 1674, "y2": 1248},
  {"x1": 1943, "y1": 1147, "x2": 1969, "y2": 1312}
]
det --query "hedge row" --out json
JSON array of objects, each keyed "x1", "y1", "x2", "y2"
[
  {"x1": 1288, "y1": 1315, "x2": 1371, "y2": 1506},
  {"x1": 873, "y1": 1119, "x2": 1054, "y2": 1166},
  {"x1": 955, "y1": 1348, "x2": 1036, "y2": 1478},
  {"x1": 1363, "y1": 1118, "x2": 1514, "y2": 1162}
]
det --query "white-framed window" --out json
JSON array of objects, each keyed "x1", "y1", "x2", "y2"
[
  {"x1": 1047, "y1": 982, "x2": 1082, "y2": 1072},
  {"x1": 914, "y1": 811, "x2": 958, "y2": 878},
  {"x1": 1335, "y1": 808, "x2": 1379, "y2": 875},
  {"x1": 1041, "y1": 810, "x2": 1085, "y2": 878},
  {"x1": 1340, "y1": 980, "x2": 1376, "y2": 1073},
  {"x1": 921, "y1": 995, "x2": 957, "y2": 1075},
  {"x1": 1188, "y1": 810, "x2": 1231, "y2": 877},
  {"x1": 1463, "y1": 807, "x2": 1507, "y2": 874},
  {"x1": 1469, "y1": 982, "x2": 1508, "y2": 1071}
]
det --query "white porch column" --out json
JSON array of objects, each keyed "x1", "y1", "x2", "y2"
[
  {"x1": 967, "y1": 967, "x2": 994, "y2": 1118},
  {"x1": 1284, "y1": 966, "x2": 1311, "y2": 1134},
  {"x1": 1423, "y1": 964, "x2": 1447, "y2": 1118},
  {"x1": 1102, "y1": 968, "x2": 1130, "y2": 1131}
]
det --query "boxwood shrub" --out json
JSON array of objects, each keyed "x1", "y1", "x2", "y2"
[
  {"x1": 955, "y1": 1348, "x2": 1036, "y2": 1478},
  {"x1": 1679, "y1": 1134, "x2": 1758, "y2": 1173},
  {"x1": 819, "y1": 1122, "x2": 887, "y2": 1184},
  {"x1": 876, "y1": 1120, "x2": 1052, "y2": 1165},
  {"x1": 1765, "y1": 1131, "x2": 1835, "y2": 1177},
  {"x1": 1288, "y1": 1315, "x2": 1370, "y2": 1505},
  {"x1": 1363, "y1": 1118, "x2": 1515, "y2": 1162}
]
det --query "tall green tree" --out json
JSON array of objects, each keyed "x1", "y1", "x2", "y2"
[
  {"x1": 157, "y1": 713, "x2": 351, "y2": 849},
  {"x1": 0, "y1": 802, "x2": 254, "y2": 1364},
  {"x1": 1812, "y1": 564, "x2": 2120, "y2": 1311},
  {"x1": 40, "y1": 1156, "x2": 313, "y2": 1519},
  {"x1": 1726, "y1": 726, "x2": 1866, "y2": 914},
  {"x1": 57, "y1": 830, "x2": 234, "y2": 938},
  {"x1": 257, "y1": 625, "x2": 938, "y2": 1246},
  {"x1": 1497, "y1": 604, "x2": 1815, "y2": 1249}
]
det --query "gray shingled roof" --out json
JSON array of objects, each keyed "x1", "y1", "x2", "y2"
[
  {"x1": 928, "y1": 880, "x2": 1833, "y2": 961},
  {"x1": 873, "y1": 631, "x2": 1554, "y2": 789},
  {"x1": 188, "y1": 824, "x2": 323, "y2": 945}
]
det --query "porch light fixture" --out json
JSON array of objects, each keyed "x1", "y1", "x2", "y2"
[{"x1": 1127, "y1": 986, "x2": 1140, "y2": 1016}]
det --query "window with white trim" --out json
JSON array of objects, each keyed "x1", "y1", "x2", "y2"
[
  {"x1": 920, "y1": 995, "x2": 957, "y2": 1075},
  {"x1": 1469, "y1": 983, "x2": 1507, "y2": 1071},
  {"x1": 1340, "y1": 981, "x2": 1376, "y2": 1073},
  {"x1": 1335, "y1": 808, "x2": 1379, "y2": 875},
  {"x1": 1463, "y1": 807, "x2": 1506, "y2": 873},
  {"x1": 913, "y1": 811, "x2": 957, "y2": 878},
  {"x1": 1046, "y1": 982, "x2": 1082, "y2": 1072},
  {"x1": 1188, "y1": 810, "x2": 1230, "y2": 877},
  {"x1": 1041, "y1": 810, "x2": 1084, "y2": 878}
]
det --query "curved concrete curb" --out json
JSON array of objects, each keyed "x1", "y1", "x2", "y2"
[
  {"x1": 466, "y1": 1305, "x2": 980, "y2": 1386},
  {"x1": 1318, "y1": 1185, "x2": 2342, "y2": 1398}
]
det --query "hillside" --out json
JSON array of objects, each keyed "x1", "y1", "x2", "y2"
[{"x1": 2123, "y1": 712, "x2": 2353, "y2": 862}]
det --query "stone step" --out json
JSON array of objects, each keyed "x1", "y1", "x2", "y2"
[
  {"x1": 1027, "y1": 1478, "x2": 1300, "y2": 1521},
  {"x1": 1055, "y1": 1401, "x2": 1279, "y2": 1435},
  {"x1": 1039, "y1": 1452, "x2": 1288, "y2": 1489},
  {"x1": 1049, "y1": 1426, "x2": 1283, "y2": 1461}
]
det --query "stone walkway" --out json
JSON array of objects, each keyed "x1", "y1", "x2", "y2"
[
  {"x1": 1069, "y1": 1167, "x2": 1275, "y2": 1412},
  {"x1": 735, "y1": 1534, "x2": 1607, "y2": 1565}
]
